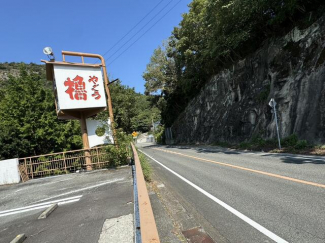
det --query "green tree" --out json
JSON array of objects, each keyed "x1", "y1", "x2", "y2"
[
  {"x1": 144, "y1": 0, "x2": 325, "y2": 126},
  {"x1": 143, "y1": 42, "x2": 177, "y2": 95},
  {"x1": 0, "y1": 65, "x2": 82, "y2": 159},
  {"x1": 96, "y1": 80, "x2": 160, "y2": 133}
]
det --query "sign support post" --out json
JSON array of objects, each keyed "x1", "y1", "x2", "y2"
[
  {"x1": 61, "y1": 51, "x2": 117, "y2": 145},
  {"x1": 80, "y1": 112, "x2": 92, "y2": 171},
  {"x1": 42, "y1": 50, "x2": 117, "y2": 172}
]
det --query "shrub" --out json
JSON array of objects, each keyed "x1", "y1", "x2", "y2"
[
  {"x1": 282, "y1": 134, "x2": 299, "y2": 147},
  {"x1": 251, "y1": 136, "x2": 266, "y2": 147},
  {"x1": 155, "y1": 125, "x2": 165, "y2": 144},
  {"x1": 239, "y1": 142, "x2": 250, "y2": 149},
  {"x1": 104, "y1": 129, "x2": 132, "y2": 167},
  {"x1": 295, "y1": 140, "x2": 308, "y2": 150}
]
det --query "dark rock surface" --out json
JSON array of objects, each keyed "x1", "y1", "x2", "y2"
[{"x1": 172, "y1": 15, "x2": 325, "y2": 144}]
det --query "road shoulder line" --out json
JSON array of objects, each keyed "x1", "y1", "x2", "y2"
[
  {"x1": 139, "y1": 149, "x2": 288, "y2": 243},
  {"x1": 153, "y1": 148, "x2": 325, "y2": 189}
]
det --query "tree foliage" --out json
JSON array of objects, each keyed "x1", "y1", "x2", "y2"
[
  {"x1": 143, "y1": 0, "x2": 325, "y2": 126},
  {"x1": 0, "y1": 64, "x2": 161, "y2": 160},
  {"x1": 0, "y1": 64, "x2": 82, "y2": 159},
  {"x1": 143, "y1": 42, "x2": 177, "y2": 95},
  {"x1": 96, "y1": 80, "x2": 160, "y2": 133}
]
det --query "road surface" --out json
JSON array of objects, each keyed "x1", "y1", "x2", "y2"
[
  {"x1": 138, "y1": 143, "x2": 325, "y2": 243},
  {"x1": 0, "y1": 168, "x2": 133, "y2": 243}
]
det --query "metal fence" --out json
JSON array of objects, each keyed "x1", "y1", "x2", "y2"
[{"x1": 18, "y1": 146, "x2": 114, "y2": 181}]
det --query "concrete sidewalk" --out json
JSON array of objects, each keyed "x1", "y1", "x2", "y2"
[{"x1": 0, "y1": 167, "x2": 134, "y2": 243}]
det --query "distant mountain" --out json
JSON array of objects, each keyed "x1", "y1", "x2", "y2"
[{"x1": 0, "y1": 62, "x2": 46, "y2": 82}]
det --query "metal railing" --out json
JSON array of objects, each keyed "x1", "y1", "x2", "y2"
[{"x1": 18, "y1": 145, "x2": 113, "y2": 180}]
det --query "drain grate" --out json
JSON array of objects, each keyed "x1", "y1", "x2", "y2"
[{"x1": 182, "y1": 227, "x2": 215, "y2": 243}]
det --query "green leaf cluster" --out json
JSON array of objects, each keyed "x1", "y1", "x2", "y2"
[
  {"x1": 96, "y1": 80, "x2": 161, "y2": 133},
  {"x1": 104, "y1": 129, "x2": 132, "y2": 167},
  {"x1": 143, "y1": 0, "x2": 325, "y2": 126},
  {"x1": 0, "y1": 64, "x2": 82, "y2": 160}
]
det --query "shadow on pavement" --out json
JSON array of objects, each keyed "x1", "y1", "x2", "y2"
[
  {"x1": 261, "y1": 153, "x2": 325, "y2": 165},
  {"x1": 140, "y1": 143, "x2": 325, "y2": 165}
]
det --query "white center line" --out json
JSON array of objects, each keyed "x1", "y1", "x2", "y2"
[{"x1": 140, "y1": 149, "x2": 288, "y2": 243}]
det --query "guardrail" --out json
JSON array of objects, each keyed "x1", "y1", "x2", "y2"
[
  {"x1": 18, "y1": 145, "x2": 114, "y2": 180},
  {"x1": 131, "y1": 143, "x2": 160, "y2": 243}
]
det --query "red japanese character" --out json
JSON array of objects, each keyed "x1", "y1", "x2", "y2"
[
  {"x1": 89, "y1": 76, "x2": 98, "y2": 84},
  {"x1": 64, "y1": 75, "x2": 87, "y2": 100},
  {"x1": 73, "y1": 75, "x2": 87, "y2": 100},
  {"x1": 89, "y1": 76, "x2": 101, "y2": 100},
  {"x1": 91, "y1": 84, "x2": 101, "y2": 100},
  {"x1": 64, "y1": 77, "x2": 75, "y2": 100}
]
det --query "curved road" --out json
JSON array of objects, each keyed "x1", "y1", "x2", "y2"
[{"x1": 138, "y1": 143, "x2": 325, "y2": 243}]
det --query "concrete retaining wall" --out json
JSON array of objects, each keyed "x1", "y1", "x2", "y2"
[{"x1": 0, "y1": 158, "x2": 20, "y2": 185}]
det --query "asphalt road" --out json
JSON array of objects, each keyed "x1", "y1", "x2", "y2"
[
  {"x1": 0, "y1": 168, "x2": 134, "y2": 243},
  {"x1": 138, "y1": 143, "x2": 325, "y2": 243}
]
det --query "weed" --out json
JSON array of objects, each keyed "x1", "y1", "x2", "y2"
[
  {"x1": 295, "y1": 140, "x2": 308, "y2": 150},
  {"x1": 282, "y1": 134, "x2": 298, "y2": 147},
  {"x1": 138, "y1": 152, "x2": 152, "y2": 182},
  {"x1": 239, "y1": 142, "x2": 250, "y2": 149}
]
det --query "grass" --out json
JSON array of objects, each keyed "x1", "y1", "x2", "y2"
[{"x1": 138, "y1": 151, "x2": 152, "y2": 182}]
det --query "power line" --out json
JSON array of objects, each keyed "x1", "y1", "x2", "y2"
[
  {"x1": 107, "y1": 0, "x2": 183, "y2": 66},
  {"x1": 96, "y1": 0, "x2": 166, "y2": 63},
  {"x1": 105, "y1": 0, "x2": 174, "y2": 63}
]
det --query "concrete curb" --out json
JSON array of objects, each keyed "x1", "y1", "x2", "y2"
[
  {"x1": 10, "y1": 234, "x2": 26, "y2": 243},
  {"x1": 131, "y1": 143, "x2": 160, "y2": 243},
  {"x1": 38, "y1": 203, "x2": 58, "y2": 219}
]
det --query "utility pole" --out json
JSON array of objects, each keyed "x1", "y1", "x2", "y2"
[
  {"x1": 269, "y1": 98, "x2": 281, "y2": 149},
  {"x1": 152, "y1": 117, "x2": 155, "y2": 133}
]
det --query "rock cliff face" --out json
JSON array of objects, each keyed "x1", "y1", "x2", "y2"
[{"x1": 172, "y1": 15, "x2": 325, "y2": 144}]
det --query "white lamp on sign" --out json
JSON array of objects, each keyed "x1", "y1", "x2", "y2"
[{"x1": 43, "y1": 47, "x2": 55, "y2": 61}]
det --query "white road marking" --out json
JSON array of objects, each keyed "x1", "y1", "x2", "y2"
[
  {"x1": 140, "y1": 150, "x2": 288, "y2": 243},
  {"x1": 34, "y1": 178, "x2": 124, "y2": 203},
  {"x1": 1, "y1": 195, "x2": 82, "y2": 214},
  {"x1": 0, "y1": 195, "x2": 82, "y2": 217}
]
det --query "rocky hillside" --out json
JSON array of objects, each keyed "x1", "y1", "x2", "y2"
[
  {"x1": 0, "y1": 62, "x2": 45, "y2": 82},
  {"x1": 171, "y1": 14, "x2": 325, "y2": 144}
]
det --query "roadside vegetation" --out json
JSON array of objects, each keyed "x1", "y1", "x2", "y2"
[
  {"x1": 0, "y1": 64, "x2": 160, "y2": 160},
  {"x1": 213, "y1": 134, "x2": 325, "y2": 156},
  {"x1": 95, "y1": 80, "x2": 160, "y2": 134},
  {"x1": 105, "y1": 129, "x2": 133, "y2": 167},
  {"x1": 0, "y1": 64, "x2": 83, "y2": 160},
  {"x1": 138, "y1": 151, "x2": 152, "y2": 182}
]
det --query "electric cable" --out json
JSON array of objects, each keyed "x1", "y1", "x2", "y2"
[
  {"x1": 104, "y1": 0, "x2": 175, "y2": 63},
  {"x1": 95, "y1": 0, "x2": 166, "y2": 63},
  {"x1": 107, "y1": 0, "x2": 182, "y2": 66}
]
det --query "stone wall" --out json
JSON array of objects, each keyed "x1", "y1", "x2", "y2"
[{"x1": 172, "y1": 15, "x2": 325, "y2": 144}]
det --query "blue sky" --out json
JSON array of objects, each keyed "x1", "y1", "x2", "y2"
[{"x1": 0, "y1": 0, "x2": 191, "y2": 93}]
